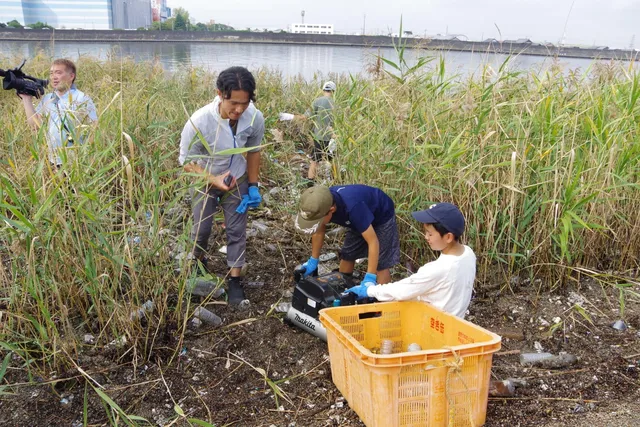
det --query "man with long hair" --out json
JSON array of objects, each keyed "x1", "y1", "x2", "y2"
[{"x1": 179, "y1": 66, "x2": 265, "y2": 306}]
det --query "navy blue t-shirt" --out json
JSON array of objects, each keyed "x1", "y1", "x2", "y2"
[{"x1": 329, "y1": 185, "x2": 395, "y2": 233}]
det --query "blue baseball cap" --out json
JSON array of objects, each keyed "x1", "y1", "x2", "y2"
[{"x1": 411, "y1": 202, "x2": 465, "y2": 237}]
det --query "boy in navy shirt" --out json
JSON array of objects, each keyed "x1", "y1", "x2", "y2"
[{"x1": 295, "y1": 185, "x2": 400, "y2": 286}]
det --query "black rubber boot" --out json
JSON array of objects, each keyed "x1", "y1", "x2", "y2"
[{"x1": 227, "y1": 276, "x2": 246, "y2": 306}]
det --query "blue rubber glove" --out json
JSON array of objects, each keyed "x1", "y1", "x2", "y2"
[
  {"x1": 236, "y1": 194, "x2": 250, "y2": 214},
  {"x1": 247, "y1": 185, "x2": 262, "y2": 208},
  {"x1": 302, "y1": 257, "x2": 319, "y2": 277},
  {"x1": 347, "y1": 283, "x2": 374, "y2": 299},
  {"x1": 360, "y1": 272, "x2": 377, "y2": 287}
]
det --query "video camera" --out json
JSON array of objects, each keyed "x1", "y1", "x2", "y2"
[{"x1": 1, "y1": 60, "x2": 49, "y2": 98}]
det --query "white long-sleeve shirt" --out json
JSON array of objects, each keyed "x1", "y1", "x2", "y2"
[
  {"x1": 178, "y1": 96, "x2": 265, "y2": 178},
  {"x1": 367, "y1": 245, "x2": 476, "y2": 318}
]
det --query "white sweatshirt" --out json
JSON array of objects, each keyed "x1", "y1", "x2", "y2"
[{"x1": 367, "y1": 245, "x2": 476, "y2": 318}]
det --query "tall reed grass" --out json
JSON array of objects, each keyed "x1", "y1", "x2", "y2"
[{"x1": 0, "y1": 51, "x2": 639, "y2": 374}]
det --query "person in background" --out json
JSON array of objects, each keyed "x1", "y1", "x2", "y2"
[
  {"x1": 179, "y1": 66, "x2": 265, "y2": 306},
  {"x1": 280, "y1": 81, "x2": 336, "y2": 181},
  {"x1": 19, "y1": 58, "x2": 97, "y2": 165}
]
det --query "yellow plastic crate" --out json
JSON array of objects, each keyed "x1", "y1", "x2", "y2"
[{"x1": 319, "y1": 301, "x2": 501, "y2": 427}]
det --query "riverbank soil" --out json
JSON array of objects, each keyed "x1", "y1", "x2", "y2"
[{"x1": 1, "y1": 202, "x2": 639, "y2": 426}]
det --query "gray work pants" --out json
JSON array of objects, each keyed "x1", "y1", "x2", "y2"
[{"x1": 191, "y1": 179, "x2": 248, "y2": 268}]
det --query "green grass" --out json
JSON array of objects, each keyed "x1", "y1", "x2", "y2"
[{"x1": 0, "y1": 50, "x2": 639, "y2": 380}]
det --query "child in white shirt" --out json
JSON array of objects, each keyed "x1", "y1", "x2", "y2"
[{"x1": 346, "y1": 202, "x2": 476, "y2": 318}]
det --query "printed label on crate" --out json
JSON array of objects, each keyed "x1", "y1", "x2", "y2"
[
  {"x1": 429, "y1": 317, "x2": 445, "y2": 334},
  {"x1": 458, "y1": 331, "x2": 475, "y2": 344},
  {"x1": 307, "y1": 298, "x2": 317, "y2": 308}
]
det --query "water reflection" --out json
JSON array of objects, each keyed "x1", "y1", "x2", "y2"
[{"x1": 0, "y1": 40, "x2": 633, "y2": 80}]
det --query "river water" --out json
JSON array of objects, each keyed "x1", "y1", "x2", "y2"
[{"x1": 0, "y1": 40, "x2": 633, "y2": 80}]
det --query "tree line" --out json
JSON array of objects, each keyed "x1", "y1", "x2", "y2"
[
  {"x1": 0, "y1": 20, "x2": 54, "y2": 29},
  {"x1": 142, "y1": 7, "x2": 234, "y2": 31}
]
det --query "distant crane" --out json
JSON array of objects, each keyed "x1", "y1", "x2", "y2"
[
  {"x1": 630, "y1": 35, "x2": 635, "y2": 50},
  {"x1": 301, "y1": 10, "x2": 305, "y2": 25}
]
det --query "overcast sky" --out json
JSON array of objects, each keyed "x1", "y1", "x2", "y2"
[{"x1": 168, "y1": 0, "x2": 638, "y2": 48}]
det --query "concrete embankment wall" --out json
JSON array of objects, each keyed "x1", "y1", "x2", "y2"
[{"x1": 1, "y1": 29, "x2": 638, "y2": 61}]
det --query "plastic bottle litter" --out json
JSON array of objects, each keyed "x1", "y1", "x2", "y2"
[
  {"x1": 489, "y1": 379, "x2": 516, "y2": 397},
  {"x1": 506, "y1": 378, "x2": 528, "y2": 388},
  {"x1": 278, "y1": 112, "x2": 295, "y2": 121},
  {"x1": 193, "y1": 307, "x2": 223, "y2": 327},
  {"x1": 328, "y1": 139, "x2": 337, "y2": 154},
  {"x1": 319, "y1": 252, "x2": 338, "y2": 262},
  {"x1": 407, "y1": 343, "x2": 422, "y2": 352},
  {"x1": 612, "y1": 320, "x2": 627, "y2": 331},
  {"x1": 108, "y1": 335, "x2": 127, "y2": 348},
  {"x1": 325, "y1": 226, "x2": 345, "y2": 237},
  {"x1": 187, "y1": 278, "x2": 225, "y2": 298},
  {"x1": 251, "y1": 220, "x2": 269, "y2": 233},
  {"x1": 319, "y1": 161, "x2": 332, "y2": 179},
  {"x1": 520, "y1": 352, "x2": 554, "y2": 365},
  {"x1": 173, "y1": 251, "x2": 194, "y2": 261},
  {"x1": 520, "y1": 352, "x2": 578, "y2": 368},
  {"x1": 245, "y1": 281, "x2": 265, "y2": 289},
  {"x1": 541, "y1": 353, "x2": 578, "y2": 368},
  {"x1": 380, "y1": 339, "x2": 394, "y2": 355},
  {"x1": 130, "y1": 300, "x2": 154, "y2": 320}
]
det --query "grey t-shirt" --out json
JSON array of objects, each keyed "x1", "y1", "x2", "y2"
[{"x1": 306, "y1": 96, "x2": 334, "y2": 142}]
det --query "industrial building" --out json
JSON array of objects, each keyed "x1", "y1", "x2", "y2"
[
  {"x1": 0, "y1": 0, "x2": 168, "y2": 29},
  {"x1": 290, "y1": 23, "x2": 334, "y2": 35},
  {"x1": 7, "y1": 0, "x2": 113, "y2": 29},
  {"x1": 112, "y1": 0, "x2": 153, "y2": 29}
]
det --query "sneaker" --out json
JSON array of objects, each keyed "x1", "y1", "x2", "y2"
[{"x1": 227, "y1": 276, "x2": 246, "y2": 306}]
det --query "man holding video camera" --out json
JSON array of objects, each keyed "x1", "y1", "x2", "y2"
[{"x1": 19, "y1": 58, "x2": 97, "y2": 165}]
